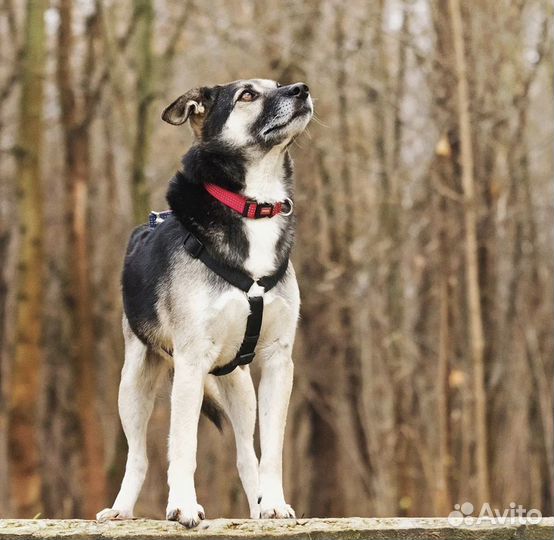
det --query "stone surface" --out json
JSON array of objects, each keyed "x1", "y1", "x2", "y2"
[{"x1": 0, "y1": 517, "x2": 552, "y2": 540}]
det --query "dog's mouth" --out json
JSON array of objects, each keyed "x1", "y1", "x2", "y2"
[
  {"x1": 264, "y1": 122, "x2": 289, "y2": 135},
  {"x1": 263, "y1": 106, "x2": 312, "y2": 136}
]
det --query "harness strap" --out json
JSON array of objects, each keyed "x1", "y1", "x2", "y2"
[
  {"x1": 181, "y1": 226, "x2": 288, "y2": 376},
  {"x1": 210, "y1": 296, "x2": 264, "y2": 376},
  {"x1": 184, "y1": 232, "x2": 254, "y2": 292}
]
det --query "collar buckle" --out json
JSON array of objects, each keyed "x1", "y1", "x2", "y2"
[
  {"x1": 242, "y1": 200, "x2": 256, "y2": 218},
  {"x1": 255, "y1": 202, "x2": 275, "y2": 218},
  {"x1": 243, "y1": 200, "x2": 277, "y2": 219}
]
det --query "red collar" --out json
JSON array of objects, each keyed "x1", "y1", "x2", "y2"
[{"x1": 204, "y1": 183, "x2": 293, "y2": 219}]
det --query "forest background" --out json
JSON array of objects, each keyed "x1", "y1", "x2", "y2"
[{"x1": 0, "y1": 0, "x2": 552, "y2": 521}]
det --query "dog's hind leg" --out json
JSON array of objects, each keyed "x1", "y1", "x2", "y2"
[
  {"x1": 97, "y1": 320, "x2": 167, "y2": 522},
  {"x1": 209, "y1": 366, "x2": 260, "y2": 518}
]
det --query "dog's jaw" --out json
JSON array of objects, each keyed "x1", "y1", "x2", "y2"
[{"x1": 261, "y1": 98, "x2": 313, "y2": 144}]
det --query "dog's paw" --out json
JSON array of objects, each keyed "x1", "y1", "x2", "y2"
[
  {"x1": 96, "y1": 507, "x2": 133, "y2": 522},
  {"x1": 166, "y1": 503, "x2": 205, "y2": 528},
  {"x1": 259, "y1": 500, "x2": 296, "y2": 519}
]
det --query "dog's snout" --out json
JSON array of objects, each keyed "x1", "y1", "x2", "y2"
[{"x1": 286, "y1": 83, "x2": 310, "y2": 99}]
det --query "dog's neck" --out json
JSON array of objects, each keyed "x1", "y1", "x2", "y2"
[
  {"x1": 166, "y1": 142, "x2": 295, "y2": 276},
  {"x1": 242, "y1": 146, "x2": 290, "y2": 202}
]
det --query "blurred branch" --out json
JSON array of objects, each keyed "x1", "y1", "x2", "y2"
[
  {"x1": 162, "y1": 0, "x2": 193, "y2": 60},
  {"x1": 155, "y1": 0, "x2": 193, "y2": 98},
  {"x1": 0, "y1": 67, "x2": 18, "y2": 104},
  {"x1": 2, "y1": 0, "x2": 18, "y2": 46},
  {"x1": 94, "y1": 0, "x2": 138, "y2": 139},
  {"x1": 81, "y1": 4, "x2": 103, "y2": 127},
  {"x1": 83, "y1": 0, "x2": 140, "y2": 127},
  {"x1": 116, "y1": 3, "x2": 139, "y2": 50},
  {"x1": 517, "y1": 11, "x2": 551, "y2": 103},
  {"x1": 0, "y1": 0, "x2": 22, "y2": 117},
  {"x1": 430, "y1": 172, "x2": 463, "y2": 203}
]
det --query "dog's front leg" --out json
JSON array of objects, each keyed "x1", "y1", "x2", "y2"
[
  {"x1": 258, "y1": 341, "x2": 295, "y2": 519},
  {"x1": 166, "y1": 352, "x2": 208, "y2": 528}
]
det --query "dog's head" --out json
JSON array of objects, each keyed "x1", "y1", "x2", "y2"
[{"x1": 162, "y1": 79, "x2": 313, "y2": 149}]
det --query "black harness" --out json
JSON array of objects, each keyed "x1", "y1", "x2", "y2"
[{"x1": 178, "y1": 221, "x2": 289, "y2": 376}]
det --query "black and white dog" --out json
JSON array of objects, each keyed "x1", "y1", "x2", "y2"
[{"x1": 96, "y1": 79, "x2": 312, "y2": 528}]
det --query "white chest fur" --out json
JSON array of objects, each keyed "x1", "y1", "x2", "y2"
[{"x1": 242, "y1": 148, "x2": 287, "y2": 279}]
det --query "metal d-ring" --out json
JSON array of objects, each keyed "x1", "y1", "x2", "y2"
[{"x1": 282, "y1": 197, "x2": 294, "y2": 216}]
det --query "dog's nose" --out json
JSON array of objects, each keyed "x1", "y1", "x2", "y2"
[{"x1": 286, "y1": 83, "x2": 310, "y2": 99}]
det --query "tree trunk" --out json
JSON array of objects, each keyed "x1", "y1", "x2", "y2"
[
  {"x1": 448, "y1": 0, "x2": 490, "y2": 504},
  {"x1": 435, "y1": 186, "x2": 452, "y2": 514},
  {"x1": 56, "y1": 0, "x2": 107, "y2": 517},
  {"x1": 131, "y1": 0, "x2": 154, "y2": 224},
  {"x1": 8, "y1": 0, "x2": 47, "y2": 518},
  {"x1": 0, "y1": 226, "x2": 14, "y2": 516}
]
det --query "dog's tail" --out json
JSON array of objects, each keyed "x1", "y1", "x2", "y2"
[{"x1": 201, "y1": 377, "x2": 226, "y2": 432}]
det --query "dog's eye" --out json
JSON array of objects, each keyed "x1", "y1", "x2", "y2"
[{"x1": 239, "y1": 90, "x2": 256, "y2": 102}]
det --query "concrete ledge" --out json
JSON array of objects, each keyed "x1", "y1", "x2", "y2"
[{"x1": 0, "y1": 517, "x2": 552, "y2": 540}]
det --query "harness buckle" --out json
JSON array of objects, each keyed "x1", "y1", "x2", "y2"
[
  {"x1": 149, "y1": 210, "x2": 173, "y2": 229},
  {"x1": 183, "y1": 231, "x2": 204, "y2": 258}
]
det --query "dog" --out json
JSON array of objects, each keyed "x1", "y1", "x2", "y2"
[{"x1": 96, "y1": 79, "x2": 313, "y2": 528}]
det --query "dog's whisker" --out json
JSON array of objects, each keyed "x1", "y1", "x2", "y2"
[{"x1": 311, "y1": 114, "x2": 329, "y2": 128}]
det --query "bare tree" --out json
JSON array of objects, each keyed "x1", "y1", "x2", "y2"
[
  {"x1": 131, "y1": 0, "x2": 154, "y2": 224},
  {"x1": 448, "y1": 0, "x2": 490, "y2": 504},
  {"x1": 55, "y1": 0, "x2": 107, "y2": 516},
  {"x1": 8, "y1": 0, "x2": 47, "y2": 517}
]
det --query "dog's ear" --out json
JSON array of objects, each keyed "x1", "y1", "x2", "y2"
[{"x1": 162, "y1": 87, "x2": 212, "y2": 134}]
